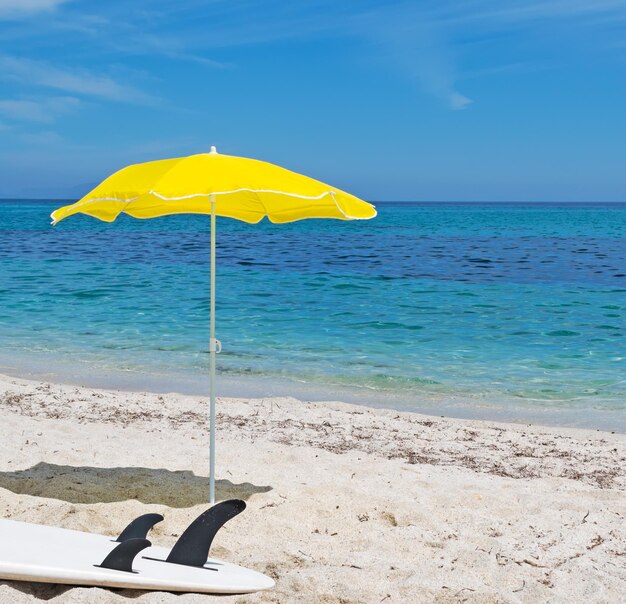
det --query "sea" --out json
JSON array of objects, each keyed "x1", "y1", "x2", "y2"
[{"x1": 1, "y1": 200, "x2": 624, "y2": 431}]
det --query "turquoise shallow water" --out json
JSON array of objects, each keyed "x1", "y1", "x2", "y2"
[{"x1": 1, "y1": 200, "x2": 625, "y2": 429}]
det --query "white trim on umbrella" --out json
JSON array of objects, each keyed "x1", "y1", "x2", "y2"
[{"x1": 51, "y1": 190, "x2": 376, "y2": 224}]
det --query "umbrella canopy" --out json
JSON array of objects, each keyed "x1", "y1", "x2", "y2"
[
  {"x1": 51, "y1": 147, "x2": 376, "y2": 504},
  {"x1": 51, "y1": 147, "x2": 376, "y2": 225}
]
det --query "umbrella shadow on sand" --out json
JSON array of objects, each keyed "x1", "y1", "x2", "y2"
[{"x1": 0, "y1": 462, "x2": 272, "y2": 507}]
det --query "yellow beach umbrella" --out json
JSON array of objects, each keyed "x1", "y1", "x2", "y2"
[{"x1": 52, "y1": 146, "x2": 377, "y2": 503}]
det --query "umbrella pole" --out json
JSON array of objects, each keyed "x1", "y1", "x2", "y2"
[{"x1": 209, "y1": 194, "x2": 217, "y2": 504}]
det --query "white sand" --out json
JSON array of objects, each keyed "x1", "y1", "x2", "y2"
[{"x1": 0, "y1": 374, "x2": 624, "y2": 603}]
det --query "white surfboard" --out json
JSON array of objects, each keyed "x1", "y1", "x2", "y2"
[{"x1": 0, "y1": 502, "x2": 274, "y2": 594}]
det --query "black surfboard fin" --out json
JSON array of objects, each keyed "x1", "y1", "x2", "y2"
[
  {"x1": 98, "y1": 538, "x2": 151, "y2": 573},
  {"x1": 115, "y1": 513, "x2": 164, "y2": 542},
  {"x1": 166, "y1": 499, "x2": 246, "y2": 567}
]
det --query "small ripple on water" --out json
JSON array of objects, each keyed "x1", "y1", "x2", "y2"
[{"x1": 546, "y1": 330, "x2": 580, "y2": 337}]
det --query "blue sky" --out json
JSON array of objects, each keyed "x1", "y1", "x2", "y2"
[{"x1": 0, "y1": 0, "x2": 625, "y2": 201}]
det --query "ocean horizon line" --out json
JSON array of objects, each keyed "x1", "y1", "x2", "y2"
[{"x1": 2, "y1": 198, "x2": 626, "y2": 206}]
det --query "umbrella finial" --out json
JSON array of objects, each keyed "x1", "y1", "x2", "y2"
[{"x1": 209, "y1": 145, "x2": 218, "y2": 154}]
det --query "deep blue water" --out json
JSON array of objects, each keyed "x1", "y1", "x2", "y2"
[{"x1": 1, "y1": 200, "x2": 625, "y2": 429}]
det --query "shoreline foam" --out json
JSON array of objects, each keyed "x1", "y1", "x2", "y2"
[{"x1": 1, "y1": 355, "x2": 624, "y2": 433}]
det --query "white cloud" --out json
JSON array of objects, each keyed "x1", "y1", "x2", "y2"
[
  {"x1": 449, "y1": 92, "x2": 472, "y2": 110},
  {"x1": 0, "y1": 55, "x2": 154, "y2": 103},
  {"x1": 0, "y1": 0, "x2": 69, "y2": 19},
  {"x1": 19, "y1": 130, "x2": 64, "y2": 145},
  {"x1": 356, "y1": 8, "x2": 473, "y2": 110},
  {"x1": 441, "y1": 0, "x2": 626, "y2": 26},
  {"x1": 0, "y1": 96, "x2": 79, "y2": 123},
  {"x1": 353, "y1": 0, "x2": 626, "y2": 109}
]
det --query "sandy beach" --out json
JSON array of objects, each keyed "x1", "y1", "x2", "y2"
[{"x1": 0, "y1": 373, "x2": 624, "y2": 603}]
